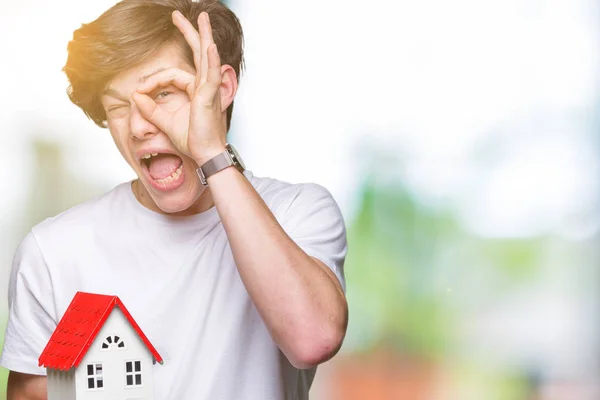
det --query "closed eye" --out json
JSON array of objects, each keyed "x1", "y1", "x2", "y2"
[{"x1": 107, "y1": 105, "x2": 127, "y2": 114}]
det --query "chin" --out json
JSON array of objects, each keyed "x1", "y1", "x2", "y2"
[
  {"x1": 153, "y1": 178, "x2": 206, "y2": 213},
  {"x1": 156, "y1": 200, "x2": 195, "y2": 214},
  {"x1": 151, "y1": 188, "x2": 205, "y2": 214}
]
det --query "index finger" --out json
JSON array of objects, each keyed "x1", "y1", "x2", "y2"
[{"x1": 136, "y1": 67, "x2": 195, "y2": 98}]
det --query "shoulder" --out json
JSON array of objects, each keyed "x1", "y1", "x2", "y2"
[
  {"x1": 246, "y1": 171, "x2": 342, "y2": 226},
  {"x1": 30, "y1": 182, "x2": 130, "y2": 245},
  {"x1": 246, "y1": 171, "x2": 336, "y2": 211}
]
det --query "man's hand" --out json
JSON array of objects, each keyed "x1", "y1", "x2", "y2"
[
  {"x1": 133, "y1": 11, "x2": 226, "y2": 165},
  {"x1": 7, "y1": 371, "x2": 47, "y2": 400}
]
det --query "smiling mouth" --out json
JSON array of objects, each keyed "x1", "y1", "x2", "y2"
[{"x1": 141, "y1": 153, "x2": 184, "y2": 185}]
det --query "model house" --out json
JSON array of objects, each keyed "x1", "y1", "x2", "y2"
[{"x1": 38, "y1": 291, "x2": 163, "y2": 400}]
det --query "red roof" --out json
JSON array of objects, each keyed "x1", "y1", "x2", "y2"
[{"x1": 38, "y1": 292, "x2": 163, "y2": 370}]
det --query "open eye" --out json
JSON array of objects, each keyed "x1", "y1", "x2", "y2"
[{"x1": 155, "y1": 91, "x2": 172, "y2": 100}]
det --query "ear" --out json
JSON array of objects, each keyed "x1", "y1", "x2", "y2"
[{"x1": 219, "y1": 65, "x2": 238, "y2": 112}]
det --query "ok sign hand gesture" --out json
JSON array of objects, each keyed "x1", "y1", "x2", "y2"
[{"x1": 132, "y1": 11, "x2": 228, "y2": 165}]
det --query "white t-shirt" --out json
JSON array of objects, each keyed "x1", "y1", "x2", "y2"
[{"x1": 0, "y1": 171, "x2": 347, "y2": 400}]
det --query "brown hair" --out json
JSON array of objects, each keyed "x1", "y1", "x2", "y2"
[{"x1": 64, "y1": 0, "x2": 244, "y2": 131}]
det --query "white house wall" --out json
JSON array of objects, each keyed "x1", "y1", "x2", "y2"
[
  {"x1": 75, "y1": 307, "x2": 155, "y2": 400},
  {"x1": 46, "y1": 367, "x2": 76, "y2": 400}
]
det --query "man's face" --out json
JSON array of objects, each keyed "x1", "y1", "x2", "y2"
[{"x1": 101, "y1": 42, "x2": 209, "y2": 215}]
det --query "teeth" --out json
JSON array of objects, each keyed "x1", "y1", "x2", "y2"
[
  {"x1": 155, "y1": 164, "x2": 183, "y2": 185},
  {"x1": 141, "y1": 152, "x2": 159, "y2": 160}
]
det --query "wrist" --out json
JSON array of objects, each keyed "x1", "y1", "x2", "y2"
[
  {"x1": 193, "y1": 145, "x2": 227, "y2": 167},
  {"x1": 194, "y1": 143, "x2": 246, "y2": 186}
]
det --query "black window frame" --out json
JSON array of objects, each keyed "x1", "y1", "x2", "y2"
[
  {"x1": 86, "y1": 363, "x2": 104, "y2": 390},
  {"x1": 125, "y1": 360, "x2": 143, "y2": 387}
]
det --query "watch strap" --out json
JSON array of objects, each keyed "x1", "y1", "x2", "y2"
[
  {"x1": 196, "y1": 144, "x2": 246, "y2": 186},
  {"x1": 203, "y1": 152, "x2": 232, "y2": 177},
  {"x1": 196, "y1": 152, "x2": 233, "y2": 185}
]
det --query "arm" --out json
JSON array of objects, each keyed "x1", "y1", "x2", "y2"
[
  {"x1": 7, "y1": 372, "x2": 47, "y2": 400},
  {"x1": 1, "y1": 232, "x2": 56, "y2": 395},
  {"x1": 207, "y1": 167, "x2": 348, "y2": 369},
  {"x1": 132, "y1": 11, "x2": 348, "y2": 368}
]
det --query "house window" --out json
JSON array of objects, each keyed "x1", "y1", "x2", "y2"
[
  {"x1": 125, "y1": 360, "x2": 142, "y2": 386},
  {"x1": 102, "y1": 335, "x2": 125, "y2": 350},
  {"x1": 86, "y1": 363, "x2": 104, "y2": 389}
]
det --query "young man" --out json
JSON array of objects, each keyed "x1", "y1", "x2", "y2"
[{"x1": 0, "y1": 0, "x2": 348, "y2": 398}]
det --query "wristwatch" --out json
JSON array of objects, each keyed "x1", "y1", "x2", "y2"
[{"x1": 196, "y1": 143, "x2": 246, "y2": 186}]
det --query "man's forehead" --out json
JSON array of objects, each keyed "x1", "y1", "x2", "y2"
[
  {"x1": 104, "y1": 43, "x2": 191, "y2": 96},
  {"x1": 138, "y1": 67, "x2": 167, "y2": 84},
  {"x1": 108, "y1": 63, "x2": 171, "y2": 91}
]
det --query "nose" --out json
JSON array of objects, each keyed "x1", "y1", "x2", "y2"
[{"x1": 130, "y1": 103, "x2": 159, "y2": 140}]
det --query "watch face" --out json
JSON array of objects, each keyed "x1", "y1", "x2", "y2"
[{"x1": 227, "y1": 144, "x2": 246, "y2": 170}]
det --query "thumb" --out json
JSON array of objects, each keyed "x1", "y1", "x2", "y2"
[{"x1": 132, "y1": 92, "x2": 172, "y2": 133}]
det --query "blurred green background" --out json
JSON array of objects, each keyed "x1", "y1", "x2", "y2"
[{"x1": 1, "y1": 0, "x2": 599, "y2": 399}]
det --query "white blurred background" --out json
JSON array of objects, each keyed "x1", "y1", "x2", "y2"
[{"x1": 1, "y1": 0, "x2": 599, "y2": 398}]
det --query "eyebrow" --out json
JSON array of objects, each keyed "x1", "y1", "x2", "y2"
[
  {"x1": 139, "y1": 67, "x2": 167, "y2": 84},
  {"x1": 103, "y1": 87, "x2": 127, "y2": 101},
  {"x1": 103, "y1": 67, "x2": 168, "y2": 99}
]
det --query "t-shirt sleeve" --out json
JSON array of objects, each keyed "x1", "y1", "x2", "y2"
[
  {"x1": 280, "y1": 183, "x2": 348, "y2": 292},
  {"x1": 0, "y1": 231, "x2": 57, "y2": 375}
]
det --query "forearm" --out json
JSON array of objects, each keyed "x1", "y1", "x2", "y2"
[
  {"x1": 7, "y1": 372, "x2": 47, "y2": 400},
  {"x1": 206, "y1": 167, "x2": 348, "y2": 368}
]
